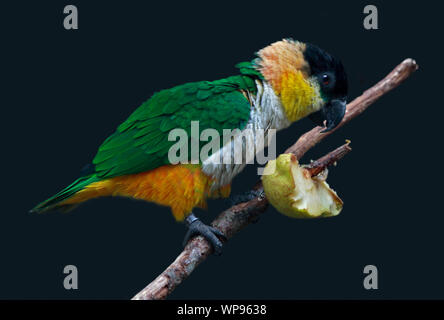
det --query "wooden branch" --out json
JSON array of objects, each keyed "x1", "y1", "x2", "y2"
[
  {"x1": 305, "y1": 140, "x2": 352, "y2": 177},
  {"x1": 132, "y1": 58, "x2": 418, "y2": 300}
]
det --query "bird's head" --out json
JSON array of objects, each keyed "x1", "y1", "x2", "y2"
[{"x1": 255, "y1": 39, "x2": 348, "y2": 131}]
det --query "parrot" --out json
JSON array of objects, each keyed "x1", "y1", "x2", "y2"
[{"x1": 31, "y1": 39, "x2": 348, "y2": 254}]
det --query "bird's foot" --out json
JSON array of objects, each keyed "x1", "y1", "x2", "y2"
[
  {"x1": 183, "y1": 213, "x2": 226, "y2": 255},
  {"x1": 227, "y1": 189, "x2": 265, "y2": 206}
]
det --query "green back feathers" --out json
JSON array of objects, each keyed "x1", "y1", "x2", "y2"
[{"x1": 92, "y1": 73, "x2": 258, "y2": 179}]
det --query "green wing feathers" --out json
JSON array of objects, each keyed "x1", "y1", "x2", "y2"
[
  {"x1": 92, "y1": 74, "x2": 257, "y2": 179},
  {"x1": 31, "y1": 175, "x2": 100, "y2": 213}
]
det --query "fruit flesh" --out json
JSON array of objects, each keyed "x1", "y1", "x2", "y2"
[{"x1": 262, "y1": 154, "x2": 343, "y2": 218}]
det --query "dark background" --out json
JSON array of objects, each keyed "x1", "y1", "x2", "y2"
[{"x1": 1, "y1": 0, "x2": 441, "y2": 299}]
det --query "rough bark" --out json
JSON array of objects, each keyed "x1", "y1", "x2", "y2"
[{"x1": 132, "y1": 58, "x2": 418, "y2": 300}]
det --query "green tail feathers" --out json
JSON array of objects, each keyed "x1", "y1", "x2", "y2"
[{"x1": 31, "y1": 175, "x2": 99, "y2": 213}]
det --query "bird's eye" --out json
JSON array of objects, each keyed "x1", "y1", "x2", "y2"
[{"x1": 322, "y1": 74, "x2": 330, "y2": 85}]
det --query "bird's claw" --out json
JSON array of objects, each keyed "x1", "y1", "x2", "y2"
[{"x1": 183, "y1": 216, "x2": 226, "y2": 255}]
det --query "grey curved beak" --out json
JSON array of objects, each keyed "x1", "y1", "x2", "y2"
[{"x1": 308, "y1": 99, "x2": 346, "y2": 133}]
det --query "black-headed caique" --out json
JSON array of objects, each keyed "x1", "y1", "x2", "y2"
[{"x1": 32, "y1": 39, "x2": 348, "y2": 254}]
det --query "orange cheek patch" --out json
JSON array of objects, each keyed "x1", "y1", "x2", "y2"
[{"x1": 257, "y1": 39, "x2": 309, "y2": 94}]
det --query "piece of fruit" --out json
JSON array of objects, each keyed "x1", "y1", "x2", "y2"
[{"x1": 262, "y1": 153, "x2": 343, "y2": 218}]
